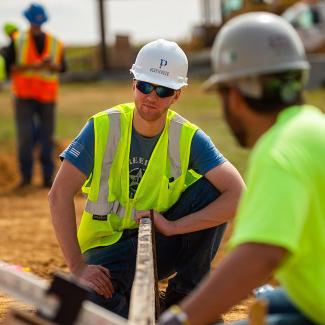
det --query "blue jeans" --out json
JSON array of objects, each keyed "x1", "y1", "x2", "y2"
[
  {"x1": 14, "y1": 97, "x2": 55, "y2": 183},
  {"x1": 84, "y1": 177, "x2": 226, "y2": 318},
  {"x1": 224, "y1": 288, "x2": 315, "y2": 325}
]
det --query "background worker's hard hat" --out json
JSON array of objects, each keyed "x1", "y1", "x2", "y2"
[
  {"x1": 3, "y1": 22, "x2": 18, "y2": 36},
  {"x1": 204, "y1": 12, "x2": 310, "y2": 90},
  {"x1": 130, "y1": 39, "x2": 188, "y2": 90},
  {"x1": 23, "y1": 3, "x2": 48, "y2": 26}
]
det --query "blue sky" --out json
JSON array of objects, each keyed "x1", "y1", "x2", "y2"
[{"x1": 0, "y1": 0, "x2": 203, "y2": 46}]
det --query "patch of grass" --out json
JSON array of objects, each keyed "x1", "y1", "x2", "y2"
[
  {"x1": 0, "y1": 116, "x2": 15, "y2": 140},
  {"x1": 65, "y1": 46, "x2": 98, "y2": 72},
  {"x1": 0, "y1": 89, "x2": 15, "y2": 146},
  {"x1": 65, "y1": 46, "x2": 97, "y2": 57},
  {"x1": 305, "y1": 88, "x2": 325, "y2": 110}
]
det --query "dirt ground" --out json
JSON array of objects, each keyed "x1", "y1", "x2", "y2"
[{"x1": 0, "y1": 149, "x2": 251, "y2": 323}]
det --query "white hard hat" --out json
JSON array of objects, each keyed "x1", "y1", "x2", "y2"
[
  {"x1": 204, "y1": 12, "x2": 310, "y2": 90},
  {"x1": 130, "y1": 39, "x2": 188, "y2": 90}
]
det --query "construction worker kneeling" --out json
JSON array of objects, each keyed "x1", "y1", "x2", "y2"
[{"x1": 49, "y1": 39, "x2": 245, "y2": 318}]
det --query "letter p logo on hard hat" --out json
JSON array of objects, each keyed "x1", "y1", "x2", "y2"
[
  {"x1": 159, "y1": 59, "x2": 168, "y2": 69},
  {"x1": 130, "y1": 39, "x2": 188, "y2": 89}
]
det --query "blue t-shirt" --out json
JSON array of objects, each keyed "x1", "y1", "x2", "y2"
[{"x1": 61, "y1": 119, "x2": 226, "y2": 198}]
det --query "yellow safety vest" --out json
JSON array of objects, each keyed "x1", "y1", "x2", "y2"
[{"x1": 78, "y1": 103, "x2": 201, "y2": 253}]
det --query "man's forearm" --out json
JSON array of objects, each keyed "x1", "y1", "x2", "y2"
[
  {"x1": 171, "y1": 162, "x2": 245, "y2": 235},
  {"x1": 180, "y1": 243, "x2": 286, "y2": 325},
  {"x1": 173, "y1": 189, "x2": 238, "y2": 234},
  {"x1": 49, "y1": 191, "x2": 85, "y2": 274}
]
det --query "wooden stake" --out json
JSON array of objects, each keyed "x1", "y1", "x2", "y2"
[{"x1": 249, "y1": 299, "x2": 267, "y2": 325}]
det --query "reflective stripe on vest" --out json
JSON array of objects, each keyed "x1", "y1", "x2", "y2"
[
  {"x1": 84, "y1": 109, "x2": 185, "y2": 217},
  {"x1": 169, "y1": 113, "x2": 187, "y2": 180},
  {"x1": 16, "y1": 32, "x2": 61, "y2": 65},
  {"x1": 85, "y1": 109, "x2": 120, "y2": 215},
  {"x1": 16, "y1": 33, "x2": 28, "y2": 65}
]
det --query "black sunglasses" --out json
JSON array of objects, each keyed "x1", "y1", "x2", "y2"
[{"x1": 136, "y1": 80, "x2": 175, "y2": 98}]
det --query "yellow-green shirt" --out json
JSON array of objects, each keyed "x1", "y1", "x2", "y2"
[
  {"x1": 0, "y1": 54, "x2": 6, "y2": 82},
  {"x1": 229, "y1": 106, "x2": 325, "y2": 324}
]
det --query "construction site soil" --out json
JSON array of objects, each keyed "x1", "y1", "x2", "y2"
[{"x1": 0, "y1": 148, "x2": 250, "y2": 323}]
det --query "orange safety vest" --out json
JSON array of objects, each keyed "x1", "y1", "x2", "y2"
[{"x1": 12, "y1": 29, "x2": 63, "y2": 103}]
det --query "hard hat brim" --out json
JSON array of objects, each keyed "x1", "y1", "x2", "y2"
[
  {"x1": 130, "y1": 70, "x2": 187, "y2": 90},
  {"x1": 203, "y1": 60, "x2": 310, "y2": 92}
]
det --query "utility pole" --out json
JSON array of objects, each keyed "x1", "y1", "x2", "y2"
[
  {"x1": 97, "y1": 0, "x2": 109, "y2": 73},
  {"x1": 201, "y1": 0, "x2": 222, "y2": 25}
]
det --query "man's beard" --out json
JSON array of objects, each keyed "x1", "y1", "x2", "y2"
[{"x1": 222, "y1": 100, "x2": 249, "y2": 148}]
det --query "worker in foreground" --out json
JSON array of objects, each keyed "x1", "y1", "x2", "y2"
[
  {"x1": 49, "y1": 39, "x2": 245, "y2": 318},
  {"x1": 158, "y1": 12, "x2": 325, "y2": 325},
  {"x1": 5, "y1": 3, "x2": 66, "y2": 188}
]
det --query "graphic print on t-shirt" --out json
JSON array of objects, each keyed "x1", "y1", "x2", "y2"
[
  {"x1": 129, "y1": 156, "x2": 149, "y2": 198},
  {"x1": 129, "y1": 127, "x2": 161, "y2": 199}
]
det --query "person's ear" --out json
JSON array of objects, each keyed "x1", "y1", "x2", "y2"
[
  {"x1": 171, "y1": 89, "x2": 181, "y2": 104},
  {"x1": 230, "y1": 87, "x2": 247, "y2": 115}
]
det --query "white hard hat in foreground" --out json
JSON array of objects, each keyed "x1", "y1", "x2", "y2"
[
  {"x1": 204, "y1": 12, "x2": 310, "y2": 91},
  {"x1": 130, "y1": 39, "x2": 188, "y2": 90}
]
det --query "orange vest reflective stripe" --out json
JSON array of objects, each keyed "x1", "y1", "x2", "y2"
[{"x1": 12, "y1": 30, "x2": 63, "y2": 103}]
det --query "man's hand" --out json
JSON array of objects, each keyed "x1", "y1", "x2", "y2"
[
  {"x1": 42, "y1": 57, "x2": 60, "y2": 72},
  {"x1": 76, "y1": 264, "x2": 115, "y2": 298},
  {"x1": 135, "y1": 210, "x2": 177, "y2": 236}
]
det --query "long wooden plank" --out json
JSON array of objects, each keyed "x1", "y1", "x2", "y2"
[
  {"x1": 128, "y1": 217, "x2": 156, "y2": 325},
  {"x1": 0, "y1": 261, "x2": 127, "y2": 325},
  {"x1": 0, "y1": 262, "x2": 48, "y2": 311},
  {"x1": 1, "y1": 308, "x2": 56, "y2": 325}
]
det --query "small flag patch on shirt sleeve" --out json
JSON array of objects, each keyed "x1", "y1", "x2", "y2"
[{"x1": 67, "y1": 141, "x2": 84, "y2": 158}]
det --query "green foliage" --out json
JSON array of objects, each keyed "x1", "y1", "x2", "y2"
[{"x1": 64, "y1": 45, "x2": 98, "y2": 72}]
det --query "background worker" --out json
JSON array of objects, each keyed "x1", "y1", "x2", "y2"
[
  {"x1": 49, "y1": 39, "x2": 245, "y2": 318},
  {"x1": 0, "y1": 48, "x2": 6, "y2": 87},
  {"x1": 1, "y1": 22, "x2": 19, "y2": 79},
  {"x1": 5, "y1": 3, "x2": 66, "y2": 188},
  {"x1": 3, "y1": 22, "x2": 19, "y2": 41},
  {"x1": 158, "y1": 12, "x2": 325, "y2": 325}
]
